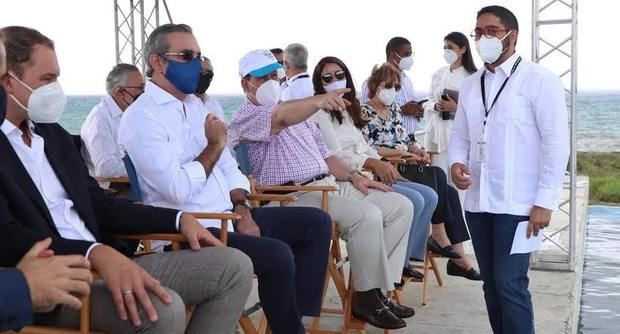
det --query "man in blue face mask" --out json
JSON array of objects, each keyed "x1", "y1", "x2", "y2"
[{"x1": 118, "y1": 23, "x2": 334, "y2": 334}]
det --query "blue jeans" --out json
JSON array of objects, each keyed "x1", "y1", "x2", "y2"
[
  {"x1": 393, "y1": 181, "x2": 437, "y2": 263},
  {"x1": 465, "y1": 212, "x2": 534, "y2": 334}
]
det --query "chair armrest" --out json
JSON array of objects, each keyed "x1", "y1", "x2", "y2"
[
  {"x1": 254, "y1": 185, "x2": 336, "y2": 192},
  {"x1": 248, "y1": 194, "x2": 298, "y2": 203},
  {"x1": 95, "y1": 176, "x2": 130, "y2": 184}
]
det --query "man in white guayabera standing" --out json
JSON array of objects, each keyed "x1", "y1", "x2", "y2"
[{"x1": 448, "y1": 5, "x2": 569, "y2": 334}]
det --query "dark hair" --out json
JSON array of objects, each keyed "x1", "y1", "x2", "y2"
[
  {"x1": 269, "y1": 48, "x2": 283, "y2": 55},
  {"x1": 385, "y1": 36, "x2": 411, "y2": 58},
  {"x1": 144, "y1": 23, "x2": 193, "y2": 77},
  {"x1": 0, "y1": 26, "x2": 54, "y2": 78},
  {"x1": 366, "y1": 63, "x2": 401, "y2": 100},
  {"x1": 444, "y1": 32, "x2": 477, "y2": 74},
  {"x1": 312, "y1": 56, "x2": 366, "y2": 129},
  {"x1": 477, "y1": 5, "x2": 519, "y2": 31}
]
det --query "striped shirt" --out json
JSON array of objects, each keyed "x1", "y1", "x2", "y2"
[
  {"x1": 228, "y1": 101, "x2": 331, "y2": 185},
  {"x1": 360, "y1": 71, "x2": 417, "y2": 134}
]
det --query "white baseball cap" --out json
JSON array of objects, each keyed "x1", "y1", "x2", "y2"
[{"x1": 238, "y1": 49, "x2": 283, "y2": 77}]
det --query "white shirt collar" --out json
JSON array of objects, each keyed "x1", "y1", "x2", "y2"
[
  {"x1": 144, "y1": 80, "x2": 188, "y2": 105},
  {"x1": 286, "y1": 72, "x2": 309, "y2": 84},
  {"x1": 496, "y1": 52, "x2": 521, "y2": 77},
  {"x1": 1, "y1": 118, "x2": 35, "y2": 137},
  {"x1": 103, "y1": 95, "x2": 123, "y2": 119}
]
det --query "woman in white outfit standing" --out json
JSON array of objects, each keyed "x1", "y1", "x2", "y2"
[{"x1": 423, "y1": 32, "x2": 477, "y2": 185}]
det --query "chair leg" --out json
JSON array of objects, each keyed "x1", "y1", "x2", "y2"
[
  {"x1": 422, "y1": 252, "x2": 431, "y2": 305},
  {"x1": 429, "y1": 255, "x2": 444, "y2": 286}
]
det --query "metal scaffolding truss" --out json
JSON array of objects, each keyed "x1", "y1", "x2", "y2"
[
  {"x1": 531, "y1": 0, "x2": 579, "y2": 271},
  {"x1": 113, "y1": 0, "x2": 173, "y2": 73}
]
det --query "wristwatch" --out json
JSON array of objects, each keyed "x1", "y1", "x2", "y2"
[{"x1": 234, "y1": 198, "x2": 253, "y2": 210}]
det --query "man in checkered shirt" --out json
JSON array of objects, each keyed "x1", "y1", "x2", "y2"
[{"x1": 229, "y1": 49, "x2": 416, "y2": 330}]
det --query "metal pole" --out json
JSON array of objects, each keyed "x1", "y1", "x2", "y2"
[
  {"x1": 139, "y1": 0, "x2": 146, "y2": 74},
  {"x1": 130, "y1": 0, "x2": 136, "y2": 65},
  {"x1": 114, "y1": 0, "x2": 120, "y2": 64},
  {"x1": 569, "y1": 0, "x2": 578, "y2": 271}
]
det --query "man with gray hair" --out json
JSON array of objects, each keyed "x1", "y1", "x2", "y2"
[
  {"x1": 80, "y1": 63, "x2": 144, "y2": 178},
  {"x1": 280, "y1": 43, "x2": 313, "y2": 101}
]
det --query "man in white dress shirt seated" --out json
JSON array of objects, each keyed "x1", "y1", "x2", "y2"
[
  {"x1": 279, "y1": 43, "x2": 313, "y2": 101},
  {"x1": 80, "y1": 64, "x2": 144, "y2": 180},
  {"x1": 117, "y1": 23, "x2": 332, "y2": 334}
]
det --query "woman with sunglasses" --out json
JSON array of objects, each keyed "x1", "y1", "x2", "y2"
[
  {"x1": 360, "y1": 63, "x2": 481, "y2": 281},
  {"x1": 422, "y1": 32, "x2": 477, "y2": 185},
  {"x1": 310, "y1": 57, "x2": 435, "y2": 282}
]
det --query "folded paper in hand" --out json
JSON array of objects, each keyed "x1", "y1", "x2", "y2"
[{"x1": 510, "y1": 221, "x2": 543, "y2": 255}]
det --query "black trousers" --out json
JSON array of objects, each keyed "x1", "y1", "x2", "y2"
[
  {"x1": 429, "y1": 167, "x2": 471, "y2": 244},
  {"x1": 209, "y1": 206, "x2": 331, "y2": 334}
]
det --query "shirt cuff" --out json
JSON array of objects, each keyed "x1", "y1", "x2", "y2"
[
  {"x1": 85, "y1": 243, "x2": 103, "y2": 259},
  {"x1": 175, "y1": 211, "x2": 184, "y2": 231},
  {"x1": 534, "y1": 187, "x2": 560, "y2": 211},
  {"x1": 182, "y1": 161, "x2": 207, "y2": 185}
]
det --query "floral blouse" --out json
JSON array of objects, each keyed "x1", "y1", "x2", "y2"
[{"x1": 361, "y1": 103, "x2": 411, "y2": 152}]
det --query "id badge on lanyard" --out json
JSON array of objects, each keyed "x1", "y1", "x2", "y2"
[{"x1": 477, "y1": 128, "x2": 487, "y2": 163}]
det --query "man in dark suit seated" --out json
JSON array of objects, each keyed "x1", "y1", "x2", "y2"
[
  {"x1": 0, "y1": 26, "x2": 253, "y2": 334},
  {"x1": 0, "y1": 41, "x2": 92, "y2": 331}
]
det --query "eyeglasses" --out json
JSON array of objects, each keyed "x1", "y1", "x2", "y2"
[
  {"x1": 321, "y1": 70, "x2": 346, "y2": 84},
  {"x1": 159, "y1": 49, "x2": 206, "y2": 62},
  {"x1": 470, "y1": 27, "x2": 509, "y2": 40},
  {"x1": 383, "y1": 82, "x2": 401, "y2": 91}
]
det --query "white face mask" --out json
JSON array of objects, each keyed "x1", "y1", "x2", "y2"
[
  {"x1": 377, "y1": 87, "x2": 396, "y2": 106},
  {"x1": 323, "y1": 79, "x2": 347, "y2": 96},
  {"x1": 9, "y1": 73, "x2": 67, "y2": 123},
  {"x1": 475, "y1": 31, "x2": 511, "y2": 64},
  {"x1": 395, "y1": 54, "x2": 414, "y2": 71},
  {"x1": 252, "y1": 79, "x2": 281, "y2": 107},
  {"x1": 443, "y1": 49, "x2": 458, "y2": 65}
]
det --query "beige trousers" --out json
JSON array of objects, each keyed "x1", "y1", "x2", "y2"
[{"x1": 265, "y1": 176, "x2": 413, "y2": 291}]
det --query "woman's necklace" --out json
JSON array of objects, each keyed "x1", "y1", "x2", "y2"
[{"x1": 369, "y1": 99, "x2": 389, "y2": 119}]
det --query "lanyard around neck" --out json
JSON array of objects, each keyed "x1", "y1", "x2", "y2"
[
  {"x1": 480, "y1": 56, "x2": 522, "y2": 127},
  {"x1": 289, "y1": 74, "x2": 309, "y2": 84}
]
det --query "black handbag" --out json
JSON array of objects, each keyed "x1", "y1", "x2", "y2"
[{"x1": 398, "y1": 163, "x2": 438, "y2": 191}]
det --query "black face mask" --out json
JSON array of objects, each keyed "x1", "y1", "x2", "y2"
[
  {"x1": 0, "y1": 85, "x2": 6, "y2": 124},
  {"x1": 195, "y1": 69, "x2": 214, "y2": 94}
]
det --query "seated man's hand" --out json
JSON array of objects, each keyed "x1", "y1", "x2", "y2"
[
  {"x1": 204, "y1": 114, "x2": 228, "y2": 150},
  {"x1": 372, "y1": 160, "x2": 402, "y2": 186},
  {"x1": 233, "y1": 205, "x2": 261, "y2": 237},
  {"x1": 89, "y1": 245, "x2": 172, "y2": 327},
  {"x1": 315, "y1": 88, "x2": 351, "y2": 111},
  {"x1": 17, "y1": 238, "x2": 92, "y2": 313},
  {"x1": 351, "y1": 172, "x2": 392, "y2": 195},
  {"x1": 179, "y1": 213, "x2": 224, "y2": 249}
]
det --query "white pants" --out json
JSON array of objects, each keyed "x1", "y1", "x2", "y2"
[{"x1": 266, "y1": 177, "x2": 413, "y2": 291}]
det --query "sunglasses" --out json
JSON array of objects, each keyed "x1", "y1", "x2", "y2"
[
  {"x1": 160, "y1": 49, "x2": 206, "y2": 62},
  {"x1": 383, "y1": 82, "x2": 401, "y2": 91},
  {"x1": 321, "y1": 70, "x2": 346, "y2": 84}
]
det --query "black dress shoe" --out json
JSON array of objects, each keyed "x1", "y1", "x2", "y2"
[
  {"x1": 394, "y1": 278, "x2": 405, "y2": 289},
  {"x1": 447, "y1": 260, "x2": 482, "y2": 281},
  {"x1": 352, "y1": 290, "x2": 406, "y2": 329},
  {"x1": 409, "y1": 256, "x2": 424, "y2": 262},
  {"x1": 378, "y1": 292, "x2": 415, "y2": 319},
  {"x1": 427, "y1": 237, "x2": 462, "y2": 259},
  {"x1": 402, "y1": 266, "x2": 424, "y2": 280}
]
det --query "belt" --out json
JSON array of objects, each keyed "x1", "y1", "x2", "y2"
[{"x1": 264, "y1": 174, "x2": 330, "y2": 195}]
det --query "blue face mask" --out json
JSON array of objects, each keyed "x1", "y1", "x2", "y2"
[{"x1": 164, "y1": 57, "x2": 202, "y2": 94}]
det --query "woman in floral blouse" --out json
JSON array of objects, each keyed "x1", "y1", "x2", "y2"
[{"x1": 361, "y1": 63, "x2": 480, "y2": 280}]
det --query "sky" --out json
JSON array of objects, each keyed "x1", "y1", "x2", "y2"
[{"x1": 0, "y1": 0, "x2": 618, "y2": 95}]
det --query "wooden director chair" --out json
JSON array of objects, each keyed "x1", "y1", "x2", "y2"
[
  {"x1": 383, "y1": 154, "x2": 445, "y2": 306},
  {"x1": 235, "y1": 141, "x2": 375, "y2": 334}
]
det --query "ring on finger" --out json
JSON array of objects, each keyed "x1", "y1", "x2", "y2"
[{"x1": 122, "y1": 289, "x2": 133, "y2": 296}]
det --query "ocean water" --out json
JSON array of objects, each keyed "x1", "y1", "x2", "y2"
[
  {"x1": 578, "y1": 205, "x2": 620, "y2": 333},
  {"x1": 60, "y1": 92, "x2": 620, "y2": 152}
]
